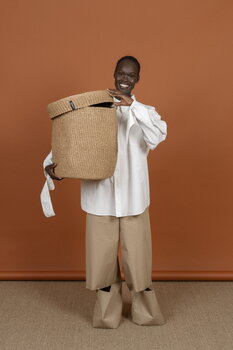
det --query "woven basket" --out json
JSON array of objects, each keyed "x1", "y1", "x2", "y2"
[{"x1": 47, "y1": 90, "x2": 118, "y2": 179}]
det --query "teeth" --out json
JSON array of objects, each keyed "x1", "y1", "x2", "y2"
[{"x1": 120, "y1": 83, "x2": 129, "y2": 88}]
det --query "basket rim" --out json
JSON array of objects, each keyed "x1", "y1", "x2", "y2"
[{"x1": 47, "y1": 90, "x2": 114, "y2": 119}]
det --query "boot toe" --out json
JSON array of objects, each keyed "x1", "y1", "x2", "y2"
[
  {"x1": 93, "y1": 282, "x2": 123, "y2": 329},
  {"x1": 131, "y1": 288, "x2": 166, "y2": 326}
]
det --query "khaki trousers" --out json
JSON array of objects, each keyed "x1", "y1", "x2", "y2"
[
  {"x1": 85, "y1": 207, "x2": 153, "y2": 292},
  {"x1": 85, "y1": 207, "x2": 166, "y2": 328}
]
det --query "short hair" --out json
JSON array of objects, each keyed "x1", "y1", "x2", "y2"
[{"x1": 115, "y1": 56, "x2": 140, "y2": 75}]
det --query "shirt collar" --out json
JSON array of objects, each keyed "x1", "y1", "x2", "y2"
[{"x1": 131, "y1": 94, "x2": 136, "y2": 101}]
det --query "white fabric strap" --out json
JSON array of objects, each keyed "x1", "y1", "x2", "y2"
[{"x1": 40, "y1": 179, "x2": 55, "y2": 217}]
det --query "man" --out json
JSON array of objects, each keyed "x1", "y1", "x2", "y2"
[{"x1": 43, "y1": 56, "x2": 167, "y2": 328}]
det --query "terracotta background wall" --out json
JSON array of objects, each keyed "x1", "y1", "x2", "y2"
[{"x1": 0, "y1": 0, "x2": 232, "y2": 280}]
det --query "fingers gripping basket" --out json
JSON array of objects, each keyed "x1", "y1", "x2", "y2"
[{"x1": 47, "y1": 90, "x2": 118, "y2": 179}]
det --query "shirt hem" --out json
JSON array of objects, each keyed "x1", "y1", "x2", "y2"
[{"x1": 81, "y1": 205, "x2": 149, "y2": 217}]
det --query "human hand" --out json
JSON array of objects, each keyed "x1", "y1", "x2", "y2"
[
  {"x1": 107, "y1": 89, "x2": 133, "y2": 106},
  {"x1": 45, "y1": 163, "x2": 64, "y2": 180}
]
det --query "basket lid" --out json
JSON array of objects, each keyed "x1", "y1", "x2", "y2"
[{"x1": 47, "y1": 90, "x2": 114, "y2": 119}]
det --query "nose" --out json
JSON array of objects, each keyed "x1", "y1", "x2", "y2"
[
  {"x1": 119, "y1": 73, "x2": 128, "y2": 81},
  {"x1": 121, "y1": 76, "x2": 129, "y2": 83}
]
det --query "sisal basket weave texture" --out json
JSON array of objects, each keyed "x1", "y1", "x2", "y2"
[{"x1": 47, "y1": 90, "x2": 118, "y2": 179}]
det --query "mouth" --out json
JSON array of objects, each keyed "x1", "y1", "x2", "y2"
[{"x1": 118, "y1": 83, "x2": 131, "y2": 90}]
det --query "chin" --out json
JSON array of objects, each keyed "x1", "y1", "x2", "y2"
[{"x1": 119, "y1": 87, "x2": 132, "y2": 95}]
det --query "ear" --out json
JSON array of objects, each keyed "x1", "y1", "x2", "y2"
[{"x1": 136, "y1": 74, "x2": 140, "y2": 83}]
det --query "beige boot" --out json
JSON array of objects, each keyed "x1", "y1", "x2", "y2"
[
  {"x1": 131, "y1": 287, "x2": 166, "y2": 326},
  {"x1": 93, "y1": 281, "x2": 123, "y2": 328}
]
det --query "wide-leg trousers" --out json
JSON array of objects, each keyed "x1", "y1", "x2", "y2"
[
  {"x1": 85, "y1": 207, "x2": 166, "y2": 328},
  {"x1": 85, "y1": 206, "x2": 153, "y2": 292}
]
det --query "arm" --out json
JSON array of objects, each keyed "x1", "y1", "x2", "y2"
[
  {"x1": 106, "y1": 89, "x2": 167, "y2": 150},
  {"x1": 129, "y1": 100, "x2": 167, "y2": 150}
]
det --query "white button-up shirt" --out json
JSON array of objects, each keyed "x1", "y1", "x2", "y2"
[{"x1": 40, "y1": 94, "x2": 167, "y2": 217}]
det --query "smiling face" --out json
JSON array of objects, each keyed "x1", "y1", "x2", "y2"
[{"x1": 114, "y1": 59, "x2": 140, "y2": 96}]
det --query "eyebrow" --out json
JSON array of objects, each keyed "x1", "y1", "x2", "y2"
[{"x1": 118, "y1": 70, "x2": 136, "y2": 74}]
